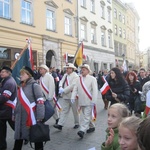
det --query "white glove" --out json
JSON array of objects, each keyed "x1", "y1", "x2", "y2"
[
  {"x1": 71, "y1": 99, "x2": 75, "y2": 104},
  {"x1": 59, "y1": 87, "x2": 64, "y2": 94}
]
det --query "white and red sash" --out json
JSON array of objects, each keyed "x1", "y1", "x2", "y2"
[
  {"x1": 40, "y1": 77, "x2": 49, "y2": 94},
  {"x1": 80, "y1": 76, "x2": 97, "y2": 121},
  {"x1": 40, "y1": 77, "x2": 62, "y2": 111},
  {"x1": 5, "y1": 98, "x2": 17, "y2": 109},
  {"x1": 18, "y1": 88, "x2": 36, "y2": 126}
]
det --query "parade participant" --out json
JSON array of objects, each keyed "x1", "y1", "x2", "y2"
[
  {"x1": 119, "y1": 116, "x2": 142, "y2": 150},
  {"x1": 137, "y1": 116, "x2": 150, "y2": 150},
  {"x1": 101, "y1": 103, "x2": 130, "y2": 150},
  {"x1": 53, "y1": 63, "x2": 79, "y2": 130},
  {"x1": 71, "y1": 64, "x2": 98, "y2": 139},
  {"x1": 13, "y1": 66, "x2": 45, "y2": 150},
  {"x1": 39, "y1": 64, "x2": 59, "y2": 124},
  {"x1": 32, "y1": 65, "x2": 41, "y2": 81},
  {"x1": 105, "y1": 67, "x2": 130, "y2": 105},
  {"x1": 0, "y1": 66, "x2": 17, "y2": 150},
  {"x1": 98, "y1": 69, "x2": 109, "y2": 109},
  {"x1": 126, "y1": 71, "x2": 142, "y2": 116},
  {"x1": 138, "y1": 68, "x2": 148, "y2": 87}
]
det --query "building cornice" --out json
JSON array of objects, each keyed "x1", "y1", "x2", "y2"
[
  {"x1": 44, "y1": 0, "x2": 58, "y2": 9},
  {"x1": 113, "y1": 0, "x2": 127, "y2": 10},
  {"x1": 84, "y1": 45, "x2": 114, "y2": 55},
  {"x1": 63, "y1": 9, "x2": 74, "y2": 16}
]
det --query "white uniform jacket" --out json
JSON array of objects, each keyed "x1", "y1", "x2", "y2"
[
  {"x1": 40, "y1": 72, "x2": 55, "y2": 100},
  {"x1": 71, "y1": 74, "x2": 98, "y2": 106},
  {"x1": 59, "y1": 72, "x2": 79, "y2": 99}
]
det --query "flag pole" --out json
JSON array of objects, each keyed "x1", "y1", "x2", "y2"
[
  {"x1": 11, "y1": 44, "x2": 28, "y2": 69},
  {"x1": 72, "y1": 41, "x2": 82, "y2": 64}
]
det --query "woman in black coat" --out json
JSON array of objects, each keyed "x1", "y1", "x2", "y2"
[
  {"x1": 105, "y1": 67, "x2": 130, "y2": 105},
  {"x1": 126, "y1": 71, "x2": 142, "y2": 116}
]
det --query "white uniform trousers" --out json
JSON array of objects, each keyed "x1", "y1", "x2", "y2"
[
  {"x1": 49, "y1": 100, "x2": 59, "y2": 120},
  {"x1": 80, "y1": 105, "x2": 95, "y2": 133},
  {"x1": 58, "y1": 99, "x2": 79, "y2": 126}
]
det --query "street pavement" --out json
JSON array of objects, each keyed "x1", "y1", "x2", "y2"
[{"x1": 7, "y1": 93, "x2": 108, "y2": 150}]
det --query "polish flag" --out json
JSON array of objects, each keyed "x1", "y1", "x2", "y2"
[{"x1": 100, "y1": 76, "x2": 110, "y2": 95}]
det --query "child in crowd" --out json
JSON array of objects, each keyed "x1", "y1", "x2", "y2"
[
  {"x1": 137, "y1": 116, "x2": 150, "y2": 150},
  {"x1": 118, "y1": 116, "x2": 142, "y2": 150},
  {"x1": 101, "y1": 103, "x2": 130, "y2": 150}
]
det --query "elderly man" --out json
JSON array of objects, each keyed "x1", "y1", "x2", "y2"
[
  {"x1": 0, "y1": 66, "x2": 17, "y2": 150},
  {"x1": 53, "y1": 63, "x2": 79, "y2": 130},
  {"x1": 71, "y1": 64, "x2": 98, "y2": 138},
  {"x1": 39, "y1": 64, "x2": 59, "y2": 124}
]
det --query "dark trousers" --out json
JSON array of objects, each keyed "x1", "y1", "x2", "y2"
[
  {"x1": 13, "y1": 139, "x2": 43, "y2": 150},
  {"x1": 0, "y1": 119, "x2": 15, "y2": 150}
]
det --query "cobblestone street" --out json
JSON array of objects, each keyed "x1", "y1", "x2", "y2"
[{"x1": 7, "y1": 94, "x2": 108, "y2": 150}]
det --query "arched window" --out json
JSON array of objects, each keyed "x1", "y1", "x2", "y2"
[{"x1": 46, "y1": 50, "x2": 55, "y2": 67}]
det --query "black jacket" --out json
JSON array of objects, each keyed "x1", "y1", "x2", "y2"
[
  {"x1": 105, "y1": 79, "x2": 130, "y2": 105},
  {"x1": 0, "y1": 76, "x2": 17, "y2": 119}
]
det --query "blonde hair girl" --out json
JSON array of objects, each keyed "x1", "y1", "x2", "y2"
[{"x1": 101, "y1": 103, "x2": 130, "y2": 150}]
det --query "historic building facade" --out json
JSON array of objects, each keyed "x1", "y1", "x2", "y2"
[
  {"x1": 0, "y1": 0, "x2": 78, "y2": 68},
  {"x1": 112, "y1": 0, "x2": 127, "y2": 67},
  {"x1": 78, "y1": 0, "x2": 115, "y2": 72}
]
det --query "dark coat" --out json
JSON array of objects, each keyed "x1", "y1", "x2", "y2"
[
  {"x1": 105, "y1": 79, "x2": 130, "y2": 105},
  {"x1": 14, "y1": 78, "x2": 45, "y2": 140},
  {"x1": 128, "y1": 80, "x2": 142, "y2": 111},
  {"x1": 0, "y1": 76, "x2": 17, "y2": 119}
]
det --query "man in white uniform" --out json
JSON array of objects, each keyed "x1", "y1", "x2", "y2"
[
  {"x1": 54, "y1": 63, "x2": 79, "y2": 130},
  {"x1": 39, "y1": 64, "x2": 59, "y2": 124},
  {"x1": 71, "y1": 64, "x2": 98, "y2": 138}
]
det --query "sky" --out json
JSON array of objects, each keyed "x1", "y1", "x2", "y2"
[{"x1": 123, "y1": 0, "x2": 150, "y2": 51}]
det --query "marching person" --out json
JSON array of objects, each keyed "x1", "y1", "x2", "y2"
[
  {"x1": 39, "y1": 64, "x2": 59, "y2": 124},
  {"x1": 13, "y1": 66, "x2": 45, "y2": 150},
  {"x1": 71, "y1": 64, "x2": 98, "y2": 138},
  {"x1": 0, "y1": 66, "x2": 17, "y2": 150},
  {"x1": 53, "y1": 63, "x2": 79, "y2": 130}
]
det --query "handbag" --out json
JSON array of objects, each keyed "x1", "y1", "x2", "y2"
[
  {"x1": 134, "y1": 95, "x2": 142, "y2": 112},
  {"x1": 29, "y1": 123, "x2": 50, "y2": 143},
  {"x1": 42, "y1": 99, "x2": 55, "y2": 122},
  {"x1": 32, "y1": 83, "x2": 55, "y2": 122}
]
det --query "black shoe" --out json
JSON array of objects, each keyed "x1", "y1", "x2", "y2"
[
  {"x1": 53, "y1": 124, "x2": 62, "y2": 130},
  {"x1": 73, "y1": 125, "x2": 79, "y2": 129},
  {"x1": 24, "y1": 139, "x2": 28, "y2": 145},
  {"x1": 87, "y1": 128, "x2": 95, "y2": 133},
  {"x1": 77, "y1": 131, "x2": 84, "y2": 138},
  {"x1": 55, "y1": 119, "x2": 59, "y2": 124}
]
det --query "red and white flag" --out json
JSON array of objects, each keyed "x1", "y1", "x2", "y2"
[{"x1": 100, "y1": 76, "x2": 110, "y2": 95}]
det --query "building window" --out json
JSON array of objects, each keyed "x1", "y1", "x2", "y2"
[
  {"x1": 107, "y1": 0, "x2": 111, "y2": 3},
  {"x1": 91, "y1": 27, "x2": 96, "y2": 43},
  {"x1": 80, "y1": 0, "x2": 86, "y2": 7},
  {"x1": 123, "y1": 29, "x2": 126, "y2": 39},
  {"x1": 114, "y1": 8, "x2": 117, "y2": 19},
  {"x1": 65, "y1": 16, "x2": 72, "y2": 35},
  {"x1": 101, "y1": 4, "x2": 105, "y2": 19},
  {"x1": 122, "y1": 15, "x2": 125, "y2": 24},
  {"x1": 107, "y1": 9, "x2": 111, "y2": 22},
  {"x1": 66, "y1": 0, "x2": 71, "y2": 2},
  {"x1": 80, "y1": 23, "x2": 86, "y2": 40},
  {"x1": 114, "y1": 25, "x2": 117, "y2": 35},
  {"x1": 119, "y1": 27, "x2": 122, "y2": 37},
  {"x1": 101, "y1": 30, "x2": 105, "y2": 46},
  {"x1": 21, "y1": 0, "x2": 32, "y2": 25},
  {"x1": 90, "y1": 0, "x2": 95, "y2": 13},
  {"x1": 46, "y1": 9, "x2": 55, "y2": 31},
  {"x1": 108, "y1": 33, "x2": 112, "y2": 48},
  {"x1": 119, "y1": 12, "x2": 122, "y2": 21},
  {"x1": 0, "y1": 0, "x2": 11, "y2": 19}
]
